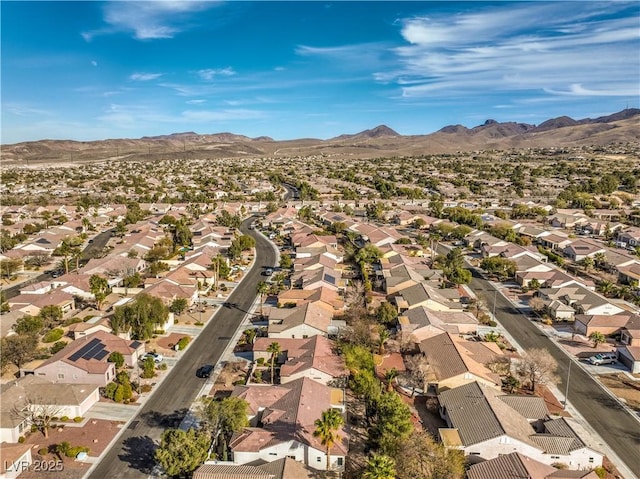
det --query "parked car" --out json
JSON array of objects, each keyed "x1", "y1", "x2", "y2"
[
  {"x1": 588, "y1": 352, "x2": 617, "y2": 365},
  {"x1": 262, "y1": 268, "x2": 273, "y2": 276},
  {"x1": 196, "y1": 364, "x2": 214, "y2": 378},
  {"x1": 141, "y1": 352, "x2": 164, "y2": 363}
]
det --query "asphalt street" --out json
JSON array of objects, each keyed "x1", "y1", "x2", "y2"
[
  {"x1": 470, "y1": 269, "x2": 640, "y2": 477},
  {"x1": 2, "y1": 228, "x2": 113, "y2": 300},
  {"x1": 86, "y1": 218, "x2": 277, "y2": 479}
]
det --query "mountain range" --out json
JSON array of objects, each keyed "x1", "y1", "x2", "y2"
[{"x1": 2, "y1": 108, "x2": 638, "y2": 165}]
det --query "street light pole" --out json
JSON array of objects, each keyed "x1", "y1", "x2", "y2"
[
  {"x1": 563, "y1": 358, "x2": 572, "y2": 409},
  {"x1": 492, "y1": 288, "x2": 498, "y2": 319}
]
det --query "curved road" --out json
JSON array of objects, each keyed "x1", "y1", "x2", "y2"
[
  {"x1": 87, "y1": 218, "x2": 277, "y2": 479},
  {"x1": 471, "y1": 269, "x2": 640, "y2": 477}
]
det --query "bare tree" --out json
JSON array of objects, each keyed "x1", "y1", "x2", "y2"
[
  {"x1": 516, "y1": 348, "x2": 559, "y2": 392},
  {"x1": 403, "y1": 354, "x2": 435, "y2": 396},
  {"x1": 528, "y1": 296, "x2": 546, "y2": 313},
  {"x1": 12, "y1": 396, "x2": 64, "y2": 439},
  {"x1": 344, "y1": 280, "x2": 365, "y2": 309}
]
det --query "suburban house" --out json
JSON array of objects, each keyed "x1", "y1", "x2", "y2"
[
  {"x1": 398, "y1": 308, "x2": 478, "y2": 342},
  {"x1": 466, "y1": 452, "x2": 599, "y2": 479},
  {"x1": 617, "y1": 315, "x2": 640, "y2": 373},
  {"x1": 8, "y1": 290, "x2": 75, "y2": 316},
  {"x1": 230, "y1": 377, "x2": 348, "y2": 471},
  {"x1": 193, "y1": 457, "x2": 315, "y2": 479},
  {"x1": 573, "y1": 313, "x2": 634, "y2": 337},
  {"x1": 617, "y1": 227, "x2": 640, "y2": 248},
  {"x1": 391, "y1": 281, "x2": 464, "y2": 313},
  {"x1": 252, "y1": 336, "x2": 347, "y2": 385},
  {"x1": 563, "y1": 240, "x2": 606, "y2": 262},
  {"x1": 537, "y1": 285, "x2": 625, "y2": 319},
  {"x1": 267, "y1": 301, "x2": 336, "y2": 339},
  {"x1": 0, "y1": 443, "x2": 32, "y2": 479},
  {"x1": 438, "y1": 381, "x2": 603, "y2": 469},
  {"x1": 419, "y1": 333, "x2": 502, "y2": 394},
  {"x1": 32, "y1": 331, "x2": 144, "y2": 386},
  {"x1": 0, "y1": 375, "x2": 99, "y2": 443}
]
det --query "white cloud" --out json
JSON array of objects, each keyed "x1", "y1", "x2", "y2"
[
  {"x1": 130, "y1": 72, "x2": 164, "y2": 81},
  {"x1": 186, "y1": 99, "x2": 206, "y2": 105},
  {"x1": 197, "y1": 68, "x2": 236, "y2": 81},
  {"x1": 82, "y1": 1, "x2": 219, "y2": 41},
  {"x1": 381, "y1": 2, "x2": 639, "y2": 100}
]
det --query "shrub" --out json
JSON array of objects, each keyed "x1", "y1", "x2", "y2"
[
  {"x1": 177, "y1": 336, "x2": 190, "y2": 350},
  {"x1": 65, "y1": 446, "x2": 89, "y2": 458},
  {"x1": 593, "y1": 466, "x2": 607, "y2": 479},
  {"x1": 73, "y1": 416, "x2": 83, "y2": 423},
  {"x1": 158, "y1": 363, "x2": 168, "y2": 370},
  {"x1": 31, "y1": 424, "x2": 38, "y2": 433},
  {"x1": 256, "y1": 358, "x2": 265, "y2": 366},
  {"x1": 140, "y1": 384, "x2": 153, "y2": 393},
  {"x1": 220, "y1": 283, "x2": 227, "y2": 292},
  {"x1": 113, "y1": 384, "x2": 125, "y2": 403},
  {"x1": 195, "y1": 321, "x2": 204, "y2": 326},
  {"x1": 43, "y1": 328, "x2": 64, "y2": 343},
  {"x1": 38, "y1": 448, "x2": 49, "y2": 455},
  {"x1": 18, "y1": 436, "x2": 25, "y2": 443},
  {"x1": 104, "y1": 383, "x2": 118, "y2": 400},
  {"x1": 153, "y1": 329, "x2": 165, "y2": 335},
  {"x1": 488, "y1": 320, "x2": 498, "y2": 327},
  {"x1": 60, "y1": 416, "x2": 69, "y2": 422},
  {"x1": 50, "y1": 341, "x2": 68, "y2": 354}
]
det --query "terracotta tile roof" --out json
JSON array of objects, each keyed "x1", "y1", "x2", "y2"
[
  {"x1": 231, "y1": 377, "x2": 347, "y2": 455},
  {"x1": 467, "y1": 452, "x2": 556, "y2": 479}
]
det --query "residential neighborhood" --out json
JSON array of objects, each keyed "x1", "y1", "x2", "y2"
[{"x1": 0, "y1": 146, "x2": 639, "y2": 479}]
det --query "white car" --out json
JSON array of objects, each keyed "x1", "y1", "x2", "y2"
[
  {"x1": 588, "y1": 352, "x2": 617, "y2": 365},
  {"x1": 141, "y1": 352, "x2": 164, "y2": 363}
]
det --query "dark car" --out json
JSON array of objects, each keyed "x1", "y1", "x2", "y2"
[{"x1": 196, "y1": 364, "x2": 214, "y2": 378}]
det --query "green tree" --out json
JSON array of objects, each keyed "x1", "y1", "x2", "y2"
[
  {"x1": 112, "y1": 293, "x2": 169, "y2": 340},
  {"x1": 371, "y1": 391, "x2": 414, "y2": 456},
  {"x1": 0, "y1": 258, "x2": 23, "y2": 279},
  {"x1": 589, "y1": 331, "x2": 606, "y2": 348},
  {"x1": 169, "y1": 298, "x2": 188, "y2": 315},
  {"x1": 364, "y1": 454, "x2": 396, "y2": 479},
  {"x1": 39, "y1": 305, "x2": 63, "y2": 329},
  {"x1": 155, "y1": 428, "x2": 210, "y2": 477},
  {"x1": 89, "y1": 274, "x2": 110, "y2": 310},
  {"x1": 198, "y1": 396, "x2": 249, "y2": 461},
  {"x1": 0, "y1": 334, "x2": 38, "y2": 369},
  {"x1": 376, "y1": 302, "x2": 398, "y2": 325},
  {"x1": 355, "y1": 244, "x2": 383, "y2": 265},
  {"x1": 279, "y1": 253, "x2": 293, "y2": 270},
  {"x1": 141, "y1": 357, "x2": 155, "y2": 379},
  {"x1": 257, "y1": 281, "x2": 270, "y2": 317},
  {"x1": 211, "y1": 254, "x2": 231, "y2": 283},
  {"x1": 13, "y1": 315, "x2": 44, "y2": 335},
  {"x1": 108, "y1": 351, "x2": 125, "y2": 368},
  {"x1": 266, "y1": 342, "x2": 281, "y2": 384},
  {"x1": 313, "y1": 408, "x2": 345, "y2": 471}
]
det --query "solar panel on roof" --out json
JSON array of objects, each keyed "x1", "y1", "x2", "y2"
[
  {"x1": 68, "y1": 338, "x2": 101, "y2": 362},
  {"x1": 94, "y1": 350, "x2": 109, "y2": 361},
  {"x1": 130, "y1": 341, "x2": 142, "y2": 349},
  {"x1": 81, "y1": 342, "x2": 105, "y2": 360}
]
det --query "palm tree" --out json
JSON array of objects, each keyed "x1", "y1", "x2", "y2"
[
  {"x1": 378, "y1": 327, "x2": 390, "y2": 355},
  {"x1": 363, "y1": 454, "x2": 396, "y2": 479},
  {"x1": 593, "y1": 252, "x2": 607, "y2": 270},
  {"x1": 266, "y1": 342, "x2": 281, "y2": 384},
  {"x1": 71, "y1": 246, "x2": 83, "y2": 273},
  {"x1": 589, "y1": 331, "x2": 606, "y2": 348},
  {"x1": 597, "y1": 280, "x2": 615, "y2": 297},
  {"x1": 384, "y1": 368, "x2": 398, "y2": 392},
  {"x1": 313, "y1": 408, "x2": 344, "y2": 471},
  {"x1": 256, "y1": 281, "x2": 270, "y2": 317}
]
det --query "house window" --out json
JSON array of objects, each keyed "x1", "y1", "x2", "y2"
[
  {"x1": 470, "y1": 452, "x2": 480, "y2": 456},
  {"x1": 550, "y1": 456, "x2": 560, "y2": 460},
  {"x1": 57, "y1": 373, "x2": 65, "y2": 379},
  {"x1": 268, "y1": 453, "x2": 277, "y2": 456},
  {"x1": 317, "y1": 457, "x2": 322, "y2": 462},
  {"x1": 337, "y1": 457, "x2": 343, "y2": 466},
  {"x1": 589, "y1": 457, "x2": 594, "y2": 463},
  {"x1": 287, "y1": 455, "x2": 295, "y2": 459}
]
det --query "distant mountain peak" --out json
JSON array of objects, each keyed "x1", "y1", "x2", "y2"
[{"x1": 332, "y1": 124, "x2": 400, "y2": 141}]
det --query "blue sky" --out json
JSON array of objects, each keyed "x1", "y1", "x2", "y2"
[{"x1": 2, "y1": 1, "x2": 638, "y2": 144}]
